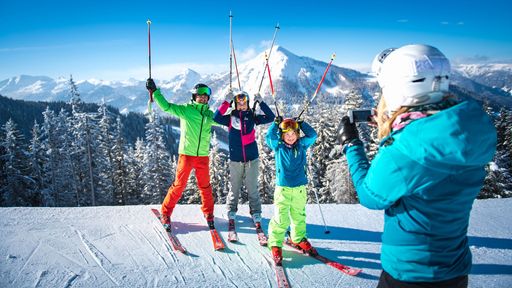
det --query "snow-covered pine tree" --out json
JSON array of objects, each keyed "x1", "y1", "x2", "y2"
[
  {"x1": 95, "y1": 102, "x2": 115, "y2": 205},
  {"x1": 0, "y1": 119, "x2": 35, "y2": 206},
  {"x1": 40, "y1": 107, "x2": 59, "y2": 206},
  {"x1": 27, "y1": 121, "x2": 45, "y2": 206},
  {"x1": 124, "y1": 139, "x2": 146, "y2": 204},
  {"x1": 69, "y1": 74, "x2": 83, "y2": 114},
  {"x1": 142, "y1": 114, "x2": 172, "y2": 204},
  {"x1": 257, "y1": 124, "x2": 275, "y2": 204},
  {"x1": 54, "y1": 109, "x2": 79, "y2": 206},
  {"x1": 209, "y1": 132, "x2": 229, "y2": 204},
  {"x1": 112, "y1": 117, "x2": 128, "y2": 205}
]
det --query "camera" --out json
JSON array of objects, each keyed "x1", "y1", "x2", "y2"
[{"x1": 347, "y1": 109, "x2": 374, "y2": 123}]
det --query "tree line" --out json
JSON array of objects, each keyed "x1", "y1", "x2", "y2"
[{"x1": 1, "y1": 79, "x2": 511, "y2": 207}]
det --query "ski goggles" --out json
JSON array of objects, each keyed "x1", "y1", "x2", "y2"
[
  {"x1": 235, "y1": 92, "x2": 249, "y2": 103},
  {"x1": 195, "y1": 86, "x2": 211, "y2": 96},
  {"x1": 279, "y1": 119, "x2": 299, "y2": 133}
]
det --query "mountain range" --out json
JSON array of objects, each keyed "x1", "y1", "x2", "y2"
[{"x1": 1, "y1": 46, "x2": 511, "y2": 113}]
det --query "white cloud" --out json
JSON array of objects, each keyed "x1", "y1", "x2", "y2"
[
  {"x1": 441, "y1": 21, "x2": 450, "y2": 25},
  {"x1": 237, "y1": 47, "x2": 258, "y2": 61},
  {"x1": 397, "y1": 19, "x2": 409, "y2": 23}
]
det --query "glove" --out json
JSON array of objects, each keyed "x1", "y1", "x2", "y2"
[
  {"x1": 337, "y1": 116, "x2": 360, "y2": 146},
  {"x1": 293, "y1": 117, "x2": 304, "y2": 129},
  {"x1": 274, "y1": 116, "x2": 283, "y2": 125},
  {"x1": 146, "y1": 78, "x2": 157, "y2": 93},
  {"x1": 253, "y1": 93, "x2": 263, "y2": 103},
  {"x1": 225, "y1": 91, "x2": 234, "y2": 102}
]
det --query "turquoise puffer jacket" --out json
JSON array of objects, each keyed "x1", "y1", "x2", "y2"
[{"x1": 345, "y1": 99, "x2": 496, "y2": 282}]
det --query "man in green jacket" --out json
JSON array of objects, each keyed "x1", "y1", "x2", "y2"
[{"x1": 146, "y1": 79, "x2": 217, "y2": 229}]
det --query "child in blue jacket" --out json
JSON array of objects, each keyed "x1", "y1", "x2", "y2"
[{"x1": 266, "y1": 117, "x2": 317, "y2": 265}]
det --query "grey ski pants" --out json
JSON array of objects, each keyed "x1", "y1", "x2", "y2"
[{"x1": 227, "y1": 158, "x2": 262, "y2": 216}]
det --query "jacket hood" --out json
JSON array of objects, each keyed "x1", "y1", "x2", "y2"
[{"x1": 390, "y1": 100, "x2": 496, "y2": 173}]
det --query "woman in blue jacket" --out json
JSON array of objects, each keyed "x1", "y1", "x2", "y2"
[
  {"x1": 338, "y1": 44, "x2": 496, "y2": 288},
  {"x1": 213, "y1": 91, "x2": 274, "y2": 231}
]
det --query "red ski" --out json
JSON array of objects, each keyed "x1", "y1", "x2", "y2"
[
  {"x1": 210, "y1": 229, "x2": 225, "y2": 250},
  {"x1": 150, "y1": 209, "x2": 187, "y2": 254},
  {"x1": 285, "y1": 238, "x2": 362, "y2": 276},
  {"x1": 274, "y1": 264, "x2": 290, "y2": 288},
  {"x1": 255, "y1": 224, "x2": 268, "y2": 246}
]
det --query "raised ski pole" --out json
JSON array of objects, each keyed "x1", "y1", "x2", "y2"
[
  {"x1": 146, "y1": 19, "x2": 154, "y2": 122},
  {"x1": 257, "y1": 23, "x2": 280, "y2": 93},
  {"x1": 296, "y1": 53, "x2": 336, "y2": 120},
  {"x1": 232, "y1": 38, "x2": 242, "y2": 91},
  {"x1": 229, "y1": 11, "x2": 233, "y2": 93},
  {"x1": 254, "y1": 23, "x2": 280, "y2": 113},
  {"x1": 266, "y1": 54, "x2": 280, "y2": 117}
]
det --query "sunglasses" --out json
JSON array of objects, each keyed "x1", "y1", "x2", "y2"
[{"x1": 195, "y1": 86, "x2": 211, "y2": 96}]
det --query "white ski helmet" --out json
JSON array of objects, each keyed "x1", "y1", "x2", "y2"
[{"x1": 371, "y1": 44, "x2": 451, "y2": 113}]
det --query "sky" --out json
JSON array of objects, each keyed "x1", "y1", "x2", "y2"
[
  {"x1": 1, "y1": 200, "x2": 511, "y2": 287},
  {"x1": 1, "y1": 0, "x2": 511, "y2": 81}
]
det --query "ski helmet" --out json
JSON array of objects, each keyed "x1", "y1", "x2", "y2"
[
  {"x1": 191, "y1": 83, "x2": 211, "y2": 101},
  {"x1": 234, "y1": 91, "x2": 249, "y2": 109},
  {"x1": 371, "y1": 44, "x2": 451, "y2": 113}
]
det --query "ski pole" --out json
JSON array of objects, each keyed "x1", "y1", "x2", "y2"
[
  {"x1": 232, "y1": 40, "x2": 241, "y2": 91},
  {"x1": 266, "y1": 53, "x2": 280, "y2": 117},
  {"x1": 146, "y1": 19, "x2": 154, "y2": 121},
  {"x1": 229, "y1": 11, "x2": 233, "y2": 93},
  {"x1": 312, "y1": 188, "x2": 330, "y2": 234},
  {"x1": 296, "y1": 53, "x2": 336, "y2": 120},
  {"x1": 257, "y1": 23, "x2": 280, "y2": 94}
]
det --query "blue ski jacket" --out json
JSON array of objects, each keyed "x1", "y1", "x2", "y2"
[
  {"x1": 266, "y1": 121, "x2": 317, "y2": 187},
  {"x1": 214, "y1": 101, "x2": 274, "y2": 162},
  {"x1": 345, "y1": 99, "x2": 496, "y2": 282}
]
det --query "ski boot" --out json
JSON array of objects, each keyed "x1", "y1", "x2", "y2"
[
  {"x1": 160, "y1": 213, "x2": 171, "y2": 230},
  {"x1": 205, "y1": 214, "x2": 215, "y2": 230},
  {"x1": 293, "y1": 238, "x2": 318, "y2": 256},
  {"x1": 271, "y1": 246, "x2": 283, "y2": 266}
]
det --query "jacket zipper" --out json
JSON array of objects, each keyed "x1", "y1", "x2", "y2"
[
  {"x1": 197, "y1": 105, "x2": 205, "y2": 156},
  {"x1": 239, "y1": 111, "x2": 247, "y2": 162}
]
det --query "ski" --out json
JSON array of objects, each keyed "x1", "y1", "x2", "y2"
[
  {"x1": 210, "y1": 228, "x2": 225, "y2": 250},
  {"x1": 228, "y1": 219, "x2": 238, "y2": 242},
  {"x1": 150, "y1": 208, "x2": 187, "y2": 254},
  {"x1": 228, "y1": 230, "x2": 238, "y2": 242},
  {"x1": 255, "y1": 223, "x2": 268, "y2": 246},
  {"x1": 274, "y1": 264, "x2": 290, "y2": 288},
  {"x1": 285, "y1": 238, "x2": 361, "y2": 276}
]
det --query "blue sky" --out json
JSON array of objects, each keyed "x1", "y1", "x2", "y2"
[{"x1": 0, "y1": 0, "x2": 511, "y2": 81}]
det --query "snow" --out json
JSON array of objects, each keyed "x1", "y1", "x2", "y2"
[{"x1": 1, "y1": 199, "x2": 511, "y2": 287}]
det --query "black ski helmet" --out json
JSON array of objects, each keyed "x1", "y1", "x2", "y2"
[{"x1": 191, "y1": 83, "x2": 211, "y2": 101}]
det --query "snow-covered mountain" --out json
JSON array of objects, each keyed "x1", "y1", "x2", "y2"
[
  {"x1": 1, "y1": 200, "x2": 511, "y2": 287},
  {"x1": 454, "y1": 64, "x2": 512, "y2": 95},
  {"x1": 1, "y1": 47, "x2": 511, "y2": 113}
]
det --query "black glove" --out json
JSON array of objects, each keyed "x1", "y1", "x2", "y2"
[
  {"x1": 274, "y1": 116, "x2": 283, "y2": 125},
  {"x1": 146, "y1": 78, "x2": 157, "y2": 93},
  {"x1": 337, "y1": 116, "x2": 360, "y2": 146},
  {"x1": 225, "y1": 91, "x2": 234, "y2": 102}
]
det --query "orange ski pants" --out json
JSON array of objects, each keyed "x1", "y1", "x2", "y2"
[{"x1": 161, "y1": 154, "x2": 214, "y2": 217}]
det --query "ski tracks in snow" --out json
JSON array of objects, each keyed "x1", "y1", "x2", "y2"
[{"x1": 76, "y1": 230, "x2": 120, "y2": 286}]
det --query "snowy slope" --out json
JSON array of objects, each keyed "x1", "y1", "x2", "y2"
[{"x1": 1, "y1": 199, "x2": 511, "y2": 288}]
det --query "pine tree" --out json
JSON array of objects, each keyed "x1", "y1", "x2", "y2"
[
  {"x1": 112, "y1": 117, "x2": 128, "y2": 205},
  {"x1": 27, "y1": 121, "x2": 45, "y2": 206},
  {"x1": 257, "y1": 127, "x2": 275, "y2": 204},
  {"x1": 0, "y1": 119, "x2": 35, "y2": 206},
  {"x1": 209, "y1": 132, "x2": 229, "y2": 204},
  {"x1": 142, "y1": 114, "x2": 172, "y2": 204},
  {"x1": 95, "y1": 102, "x2": 115, "y2": 205}
]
